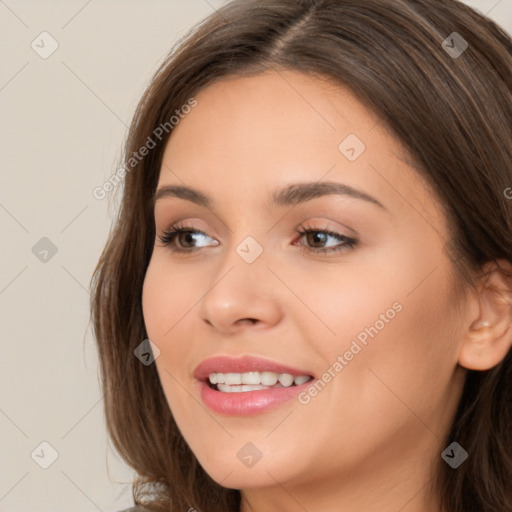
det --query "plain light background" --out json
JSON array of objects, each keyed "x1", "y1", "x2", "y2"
[{"x1": 0, "y1": 1, "x2": 510, "y2": 511}]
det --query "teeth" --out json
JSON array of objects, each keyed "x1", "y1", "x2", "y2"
[
  {"x1": 208, "y1": 371, "x2": 311, "y2": 390},
  {"x1": 242, "y1": 372, "x2": 261, "y2": 385},
  {"x1": 224, "y1": 373, "x2": 242, "y2": 385},
  {"x1": 278, "y1": 373, "x2": 294, "y2": 387},
  {"x1": 293, "y1": 375, "x2": 310, "y2": 385},
  {"x1": 260, "y1": 371, "x2": 278, "y2": 386},
  {"x1": 217, "y1": 384, "x2": 268, "y2": 393}
]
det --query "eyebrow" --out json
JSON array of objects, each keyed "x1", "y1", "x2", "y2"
[{"x1": 153, "y1": 181, "x2": 385, "y2": 210}]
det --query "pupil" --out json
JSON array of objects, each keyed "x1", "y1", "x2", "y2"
[
  {"x1": 182, "y1": 232, "x2": 194, "y2": 246},
  {"x1": 308, "y1": 232, "x2": 326, "y2": 247}
]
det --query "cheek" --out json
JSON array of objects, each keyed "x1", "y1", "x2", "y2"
[
  {"x1": 294, "y1": 234, "x2": 460, "y2": 406},
  {"x1": 141, "y1": 258, "x2": 199, "y2": 405},
  {"x1": 319, "y1": 251, "x2": 460, "y2": 426},
  {"x1": 141, "y1": 260, "x2": 203, "y2": 434},
  {"x1": 141, "y1": 256, "x2": 207, "y2": 386},
  {"x1": 142, "y1": 256, "x2": 201, "y2": 341}
]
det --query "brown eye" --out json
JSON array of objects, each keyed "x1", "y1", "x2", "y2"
[
  {"x1": 158, "y1": 226, "x2": 219, "y2": 252},
  {"x1": 177, "y1": 230, "x2": 199, "y2": 248},
  {"x1": 294, "y1": 228, "x2": 357, "y2": 254},
  {"x1": 305, "y1": 231, "x2": 329, "y2": 248}
]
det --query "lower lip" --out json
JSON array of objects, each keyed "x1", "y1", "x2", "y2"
[{"x1": 198, "y1": 380, "x2": 313, "y2": 416}]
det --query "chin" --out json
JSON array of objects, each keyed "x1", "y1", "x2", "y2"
[
  {"x1": 192, "y1": 445, "x2": 293, "y2": 489},
  {"x1": 205, "y1": 463, "x2": 285, "y2": 490}
]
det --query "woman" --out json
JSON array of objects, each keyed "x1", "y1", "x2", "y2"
[{"x1": 90, "y1": 0, "x2": 512, "y2": 511}]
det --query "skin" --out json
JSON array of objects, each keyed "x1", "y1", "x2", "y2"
[{"x1": 141, "y1": 70, "x2": 511, "y2": 512}]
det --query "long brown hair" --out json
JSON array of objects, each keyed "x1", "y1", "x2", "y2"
[{"x1": 90, "y1": 1, "x2": 512, "y2": 510}]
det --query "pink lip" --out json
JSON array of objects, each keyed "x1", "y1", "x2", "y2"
[{"x1": 194, "y1": 355, "x2": 315, "y2": 416}]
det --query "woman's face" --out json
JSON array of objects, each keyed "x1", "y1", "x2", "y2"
[{"x1": 142, "y1": 70, "x2": 468, "y2": 499}]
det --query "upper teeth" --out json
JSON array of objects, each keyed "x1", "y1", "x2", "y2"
[{"x1": 208, "y1": 372, "x2": 311, "y2": 387}]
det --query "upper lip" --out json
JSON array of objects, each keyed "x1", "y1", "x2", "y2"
[{"x1": 194, "y1": 355, "x2": 314, "y2": 381}]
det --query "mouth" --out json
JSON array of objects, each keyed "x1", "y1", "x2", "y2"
[
  {"x1": 207, "y1": 371, "x2": 313, "y2": 392},
  {"x1": 194, "y1": 355, "x2": 315, "y2": 415}
]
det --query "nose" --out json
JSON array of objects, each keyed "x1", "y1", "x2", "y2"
[{"x1": 197, "y1": 241, "x2": 284, "y2": 335}]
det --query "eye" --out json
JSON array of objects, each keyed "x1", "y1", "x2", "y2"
[
  {"x1": 157, "y1": 222, "x2": 357, "y2": 255},
  {"x1": 294, "y1": 224, "x2": 357, "y2": 254},
  {"x1": 157, "y1": 224, "x2": 219, "y2": 252}
]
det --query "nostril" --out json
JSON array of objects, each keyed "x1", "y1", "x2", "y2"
[{"x1": 237, "y1": 318, "x2": 258, "y2": 325}]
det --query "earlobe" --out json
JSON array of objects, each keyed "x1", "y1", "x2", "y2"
[{"x1": 458, "y1": 260, "x2": 512, "y2": 371}]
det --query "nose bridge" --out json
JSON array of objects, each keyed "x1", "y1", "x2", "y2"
[{"x1": 215, "y1": 219, "x2": 271, "y2": 285}]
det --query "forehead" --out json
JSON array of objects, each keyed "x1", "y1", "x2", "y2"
[
  {"x1": 163, "y1": 70, "x2": 386, "y2": 160},
  {"x1": 161, "y1": 70, "x2": 406, "y2": 179}
]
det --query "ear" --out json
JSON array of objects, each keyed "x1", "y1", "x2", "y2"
[{"x1": 458, "y1": 260, "x2": 512, "y2": 371}]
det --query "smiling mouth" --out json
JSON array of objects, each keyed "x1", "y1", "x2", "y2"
[{"x1": 207, "y1": 371, "x2": 314, "y2": 393}]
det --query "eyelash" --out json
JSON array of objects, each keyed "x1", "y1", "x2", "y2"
[{"x1": 157, "y1": 223, "x2": 358, "y2": 254}]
